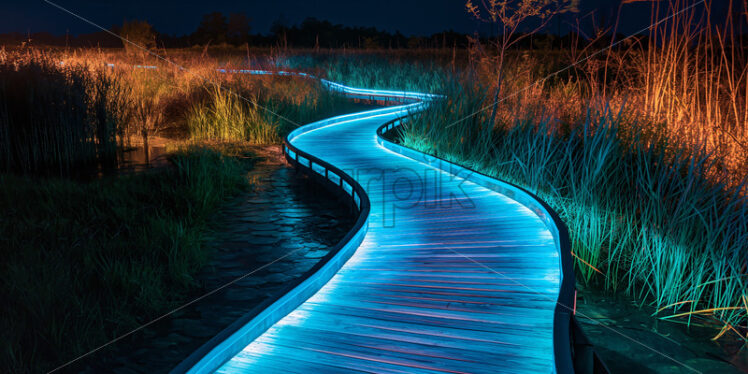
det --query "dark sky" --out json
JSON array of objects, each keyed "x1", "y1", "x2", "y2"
[{"x1": 1, "y1": 0, "x2": 734, "y2": 37}]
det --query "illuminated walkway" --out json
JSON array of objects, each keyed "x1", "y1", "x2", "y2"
[{"x1": 185, "y1": 80, "x2": 570, "y2": 373}]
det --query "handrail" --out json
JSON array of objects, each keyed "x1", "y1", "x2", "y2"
[
  {"x1": 376, "y1": 116, "x2": 578, "y2": 374},
  {"x1": 176, "y1": 70, "x2": 586, "y2": 374},
  {"x1": 282, "y1": 136, "x2": 368, "y2": 212},
  {"x1": 173, "y1": 135, "x2": 371, "y2": 373},
  {"x1": 174, "y1": 83, "x2": 426, "y2": 374},
  {"x1": 89, "y1": 62, "x2": 585, "y2": 373}
]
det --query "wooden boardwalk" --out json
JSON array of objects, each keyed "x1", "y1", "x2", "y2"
[{"x1": 178, "y1": 79, "x2": 572, "y2": 373}]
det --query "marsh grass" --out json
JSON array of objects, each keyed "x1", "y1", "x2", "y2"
[
  {"x1": 0, "y1": 55, "x2": 124, "y2": 176},
  {"x1": 391, "y1": 1, "x2": 746, "y2": 338},
  {"x1": 399, "y1": 79, "x2": 747, "y2": 337},
  {"x1": 0, "y1": 49, "x2": 370, "y2": 157},
  {"x1": 186, "y1": 77, "x2": 374, "y2": 143},
  {"x1": 0, "y1": 145, "x2": 254, "y2": 373},
  {"x1": 187, "y1": 86, "x2": 277, "y2": 142},
  {"x1": 2, "y1": 4, "x2": 745, "y2": 362},
  {"x1": 280, "y1": 52, "x2": 452, "y2": 93},
  {"x1": 461, "y1": 0, "x2": 748, "y2": 185},
  {"x1": 0, "y1": 49, "x2": 382, "y2": 372}
]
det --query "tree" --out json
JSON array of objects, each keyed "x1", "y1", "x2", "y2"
[
  {"x1": 193, "y1": 12, "x2": 228, "y2": 45},
  {"x1": 131, "y1": 76, "x2": 167, "y2": 163},
  {"x1": 407, "y1": 36, "x2": 425, "y2": 49},
  {"x1": 363, "y1": 36, "x2": 381, "y2": 49},
  {"x1": 227, "y1": 13, "x2": 251, "y2": 45},
  {"x1": 465, "y1": 0, "x2": 578, "y2": 127},
  {"x1": 120, "y1": 20, "x2": 156, "y2": 57}
]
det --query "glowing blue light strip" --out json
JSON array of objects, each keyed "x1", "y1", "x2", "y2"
[
  {"x1": 205, "y1": 77, "x2": 560, "y2": 372},
  {"x1": 185, "y1": 214, "x2": 370, "y2": 373},
  {"x1": 90, "y1": 64, "x2": 570, "y2": 374},
  {"x1": 90, "y1": 63, "x2": 443, "y2": 102},
  {"x1": 181, "y1": 71, "x2": 439, "y2": 374}
]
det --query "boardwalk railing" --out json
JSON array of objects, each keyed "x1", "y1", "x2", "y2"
[
  {"x1": 79, "y1": 63, "x2": 602, "y2": 372},
  {"x1": 377, "y1": 116, "x2": 609, "y2": 374},
  {"x1": 174, "y1": 124, "x2": 374, "y2": 373},
  {"x1": 377, "y1": 115, "x2": 576, "y2": 374},
  {"x1": 174, "y1": 87, "x2": 427, "y2": 374},
  {"x1": 175, "y1": 71, "x2": 604, "y2": 374}
]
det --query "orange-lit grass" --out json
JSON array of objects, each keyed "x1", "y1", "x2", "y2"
[{"x1": 400, "y1": 76, "x2": 747, "y2": 341}]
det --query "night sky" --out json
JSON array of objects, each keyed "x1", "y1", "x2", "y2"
[{"x1": 1, "y1": 0, "x2": 734, "y2": 37}]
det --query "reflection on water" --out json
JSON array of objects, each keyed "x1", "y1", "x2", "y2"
[
  {"x1": 577, "y1": 286, "x2": 747, "y2": 373},
  {"x1": 73, "y1": 145, "x2": 357, "y2": 372},
  {"x1": 72, "y1": 145, "x2": 172, "y2": 180},
  {"x1": 117, "y1": 145, "x2": 171, "y2": 172}
]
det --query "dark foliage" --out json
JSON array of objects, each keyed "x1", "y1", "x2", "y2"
[{"x1": 0, "y1": 59, "x2": 120, "y2": 176}]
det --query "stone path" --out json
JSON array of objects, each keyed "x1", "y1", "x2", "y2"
[{"x1": 74, "y1": 145, "x2": 354, "y2": 373}]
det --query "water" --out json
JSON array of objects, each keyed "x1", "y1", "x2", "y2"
[
  {"x1": 72, "y1": 145, "x2": 357, "y2": 373},
  {"x1": 576, "y1": 285, "x2": 747, "y2": 373},
  {"x1": 116, "y1": 144, "x2": 170, "y2": 172}
]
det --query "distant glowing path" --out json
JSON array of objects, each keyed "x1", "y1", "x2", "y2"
[{"x1": 182, "y1": 72, "x2": 574, "y2": 374}]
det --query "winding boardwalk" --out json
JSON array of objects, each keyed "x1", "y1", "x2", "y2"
[{"x1": 185, "y1": 82, "x2": 569, "y2": 373}]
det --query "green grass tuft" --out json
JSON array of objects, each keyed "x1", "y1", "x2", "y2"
[
  {"x1": 399, "y1": 80, "x2": 748, "y2": 330},
  {"x1": 0, "y1": 146, "x2": 254, "y2": 373}
]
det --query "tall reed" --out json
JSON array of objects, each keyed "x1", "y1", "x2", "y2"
[
  {"x1": 0, "y1": 146, "x2": 252, "y2": 373},
  {"x1": 186, "y1": 77, "x2": 369, "y2": 143},
  {"x1": 187, "y1": 86, "x2": 280, "y2": 143},
  {"x1": 400, "y1": 78, "x2": 748, "y2": 336},
  {"x1": 589, "y1": 0, "x2": 747, "y2": 184},
  {"x1": 0, "y1": 56, "x2": 122, "y2": 175}
]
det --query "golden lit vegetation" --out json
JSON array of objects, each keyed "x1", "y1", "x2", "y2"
[
  {"x1": 0, "y1": 48, "x2": 362, "y2": 176},
  {"x1": 0, "y1": 48, "x2": 363, "y2": 372},
  {"x1": 395, "y1": 0, "x2": 747, "y2": 341},
  {"x1": 0, "y1": 1, "x2": 745, "y2": 369}
]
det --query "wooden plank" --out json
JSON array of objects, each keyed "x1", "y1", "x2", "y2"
[{"x1": 215, "y1": 95, "x2": 563, "y2": 373}]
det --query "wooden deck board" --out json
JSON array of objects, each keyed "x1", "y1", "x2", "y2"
[{"x1": 215, "y1": 102, "x2": 561, "y2": 373}]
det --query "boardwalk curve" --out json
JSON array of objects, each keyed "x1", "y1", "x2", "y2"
[{"x1": 178, "y1": 74, "x2": 575, "y2": 374}]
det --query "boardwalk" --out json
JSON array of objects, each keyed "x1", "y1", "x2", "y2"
[{"x1": 184, "y1": 82, "x2": 570, "y2": 373}]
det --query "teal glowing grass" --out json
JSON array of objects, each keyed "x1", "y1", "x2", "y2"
[{"x1": 179, "y1": 73, "x2": 575, "y2": 373}]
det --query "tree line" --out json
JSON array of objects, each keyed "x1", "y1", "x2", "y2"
[
  {"x1": 0, "y1": 11, "x2": 661, "y2": 51},
  {"x1": 0, "y1": 12, "x2": 475, "y2": 50}
]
